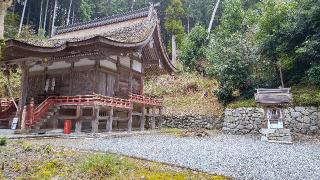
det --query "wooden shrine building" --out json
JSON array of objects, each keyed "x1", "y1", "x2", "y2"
[
  {"x1": 255, "y1": 88, "x2": 293, "y2": 129},
  {"x1": 0, "y1": 5, "x2": 175, "y2": 133}
]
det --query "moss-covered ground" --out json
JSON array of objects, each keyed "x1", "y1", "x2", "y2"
[{"x1": 0, "y1": 139, "x2": 231, "y2": 180}]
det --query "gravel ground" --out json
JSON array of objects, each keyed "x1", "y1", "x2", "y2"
[{"x1": 31, "y1": 134, "x2": 320, "y2": 180}]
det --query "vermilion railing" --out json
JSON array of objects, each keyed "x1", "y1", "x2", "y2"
[
  {"x1": 0, "y1": 98, "x2": 13, "y2": 111},
  {"x1": 26, "y1": 94, "x2": 133, "y2": 127},
  {"x1": 0, "y1": 101, "x2": 17, "y2": 119},
  {"x1": 129, "y1": 93, "x2": 163, "y2": 106}
]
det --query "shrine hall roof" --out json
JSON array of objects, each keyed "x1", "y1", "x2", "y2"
[
  {"x1": 4, "y1": 5, "x2": 176, "y2": 75},
  {"x1": 15, "y1": 7, "x2": 156, "y2": 48}
]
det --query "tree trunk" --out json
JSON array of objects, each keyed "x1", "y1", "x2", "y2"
[
  {"x1": 38, "y1": 0, "x2": 43, "y2": 34},
  {"x1": 278, "y1": 63, "x2": 285, "y2": 88},
  {"x1": 0, "y1": 7, "x2": 6, "y2": 39},
  {"x1": 66, "y1": 0, "x2": 72, "y2": 25},
  {"x1": 50, "y1": 0, "x2": 57, "y2": 37},
  {"x1": 18, "y1": 0, "x2": 28, "y2": 37},
  {"x1": 187, "y1": 3, "x2": 190, "y2": 34},
  {"x1": 26, "y1": 1, "x2": 30, "y2": 25},
  {"x1": 172, "y1": 35, "x2": 177, "y2": 65},
  {"x1": 43, "y1": 0, "x2": 49, "y2": 31},
  {"x1": 207, "y1": 0, "x2": 220, "y2": 36},
  {"x1": 0, "y1": 0, "x2": 13, "y2": 39},
  {"x1": 71, "y1": 6, "x2": 74, "y2": 24}
]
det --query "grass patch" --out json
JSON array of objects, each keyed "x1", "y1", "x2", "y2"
[
  {"x1": 80, "y1": 154, "x2": 136, "y2": 178},
  {"x1": 0, "y1": 137, "x2": 7, "y2": 146},
  {"x1": 160, "y1": 128, "x2": 184, "y2": 136},
  {"x1": 226, "y1": 99, "x2": 256, "y2": 109}
]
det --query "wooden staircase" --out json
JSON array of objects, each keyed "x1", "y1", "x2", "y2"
[{"x1": 32, "y1": 106, "x2": 59, "y2": 129}]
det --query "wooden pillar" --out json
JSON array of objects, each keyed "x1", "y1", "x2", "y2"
[
  {"x1": 146, "y1": 107, "x2": 150, "y2": 129},
  {"x1": 91, "y1": 107, "x2": 99, "y2": 133},
  {"x1": 128, "y1": 109, "x2": 133, "y2": 132},
  {"x1": 106, "y1": 107, "x2": 113, "y2": 132},
  {"x1": 69, "y1": 62, "x2": 74, "y2": 95},
  {"x1": 21, "y1": 106, "x2": 27, "y2": 130},
  {"x1": 18, "y1": 63, "x2": 29, "y2": 124},
  {"x1": 140, "y1": 76, "x2": 144, "y2": 95},
  {"x1": 75, "y1": 106, "x2": 82, "y2": 133},
  {"x1": 140, "y1": 105, "x2": 145, "y2": 131},
  {"x1": 128, "y1": 57, "x2": 133, "y2": 94},
  {"x1": 151, "y1": 107, "x2": 156, "y2": 130},
  {"x1": 93, "y1": 60, "x2": 100, "y2": 94},
  {"x1": 26, "y1": 98, "x2": 35, "y2": 128},
  {"x1": 115, "y1": 57, "x2": 120, "y2": 95},
  {"x1": 159, "y1": 107, "x2": 163, "y2": 128},
  {"x1": 140, "y1": 61, "x2": 144, "y2": 95}
]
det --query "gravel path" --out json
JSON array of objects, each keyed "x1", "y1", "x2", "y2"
[{"x1": 31, "y1": 134, "x2": 320, "y2": 180}]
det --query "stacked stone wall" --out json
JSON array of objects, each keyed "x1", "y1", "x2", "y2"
[
  {"x1": 163, "y1": 115, "x2": 222, "y2": 130},
  {"x1": 223, "y1": 107, "x2": 319, "y2": 135}
]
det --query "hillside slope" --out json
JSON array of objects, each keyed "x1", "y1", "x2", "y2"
[{"x1": 145, "y1": 72, "x2": 223, "y2": 117}]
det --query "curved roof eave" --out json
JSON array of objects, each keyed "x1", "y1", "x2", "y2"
[
  {"x1": 5, "y1": 32, "x2": 155, "y2": 54},
  {"x1": 154, "y1": 23, "x2": 177, "y2": 74}
]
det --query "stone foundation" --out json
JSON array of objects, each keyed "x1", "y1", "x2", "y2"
[
  {"x1": 163, "y1": 115, "x2": 222, "y2": 130},
  {"x1": 223, "y1": 107, "x2": 320, "y2": 135},
  {"x1": 260, "y1": 128, "x2": 292, "y2": 143}
]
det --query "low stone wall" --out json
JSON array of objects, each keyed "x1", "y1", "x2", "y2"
[
  {"x1": 223, "y1": 108, "x2": 265, "y2": 134},
  {"x1": 223, "y1": 107, "x2": 320, "y2": 135},
  {"x1": 163, "y1": 115, "x2": 222, "y2": 130}
]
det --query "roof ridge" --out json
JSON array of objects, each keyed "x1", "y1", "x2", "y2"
[{"x1": 54, "y1": 7, "x2": 150, "y2": 35}]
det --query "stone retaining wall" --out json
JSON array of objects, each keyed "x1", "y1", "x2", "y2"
[
  {"x1": 223, "y1": 107, "x2": 320, "y2": 135},
  {"x1": 163, "y1": 115, "x2": 222, "y2": 130}
]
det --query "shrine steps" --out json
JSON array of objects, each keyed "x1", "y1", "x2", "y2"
[{"x1": 32, "y1": 107, "x2": 59, "y2": 130}]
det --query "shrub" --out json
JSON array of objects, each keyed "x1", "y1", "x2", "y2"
[
  {"x1": 308, "y1": 65, "x2": 320, "y2": 85},
  {"x1": 0, "y1": 137, "x2": 7, "y2": 146}
]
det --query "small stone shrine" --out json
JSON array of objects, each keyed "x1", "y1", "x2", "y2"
[{"x1": 255, "y1": 88, "x2": 293, "y2": 143}]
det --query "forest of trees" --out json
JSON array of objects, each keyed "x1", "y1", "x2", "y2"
[{"x1": 0, "y1": 0, "x2": 320, "y2": 105}]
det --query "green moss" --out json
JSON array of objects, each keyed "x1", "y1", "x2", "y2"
[{"x1": 32, "y1": 159, "x2": 65, "y2": 179}]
